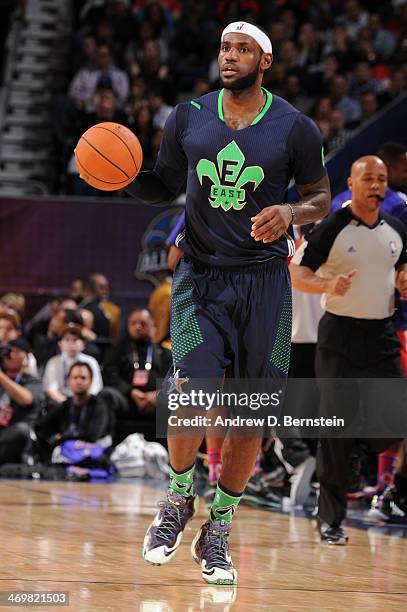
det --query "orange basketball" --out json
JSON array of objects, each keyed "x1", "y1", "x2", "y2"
[{"x1": 74, "y1": 122, "x2": 143, "y2": 191}]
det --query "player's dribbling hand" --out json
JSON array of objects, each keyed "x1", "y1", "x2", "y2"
[
  {"x1": 327, "y1": 270, "x2": 357, "y2": 296},
  {"x1": 250, "y1": 205, "x2": 292, "y2": 243},
  {"x1": 396, "y1": 269, "x2": 407, "y2": 299}
]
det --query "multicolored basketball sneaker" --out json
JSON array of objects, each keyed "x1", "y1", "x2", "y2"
[
  {"x1": 191, "y1": 520, "x2": 237, "y2": 585},
  {"x1": 142, "y1": 491, "x2": 197, "y2": 565}
]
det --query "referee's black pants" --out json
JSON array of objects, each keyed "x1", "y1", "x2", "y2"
[{"x1": 315, "y1": 312, "x2": 404, "y2": 527}]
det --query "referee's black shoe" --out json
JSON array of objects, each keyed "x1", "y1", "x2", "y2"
[{"x1": 317, "y1": 517, "x2": 349, "y2": 545}]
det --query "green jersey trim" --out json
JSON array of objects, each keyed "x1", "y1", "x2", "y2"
[{"x1": 217, "y1": 87, "x2": 273, "y2": 125}]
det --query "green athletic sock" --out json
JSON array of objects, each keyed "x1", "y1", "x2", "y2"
[
  {"x1": 169, "y1": 463, "x2": 195, "y2": 497},
  {"x1": 209, "y1": 482, "x2": 243, "y2": 523}
]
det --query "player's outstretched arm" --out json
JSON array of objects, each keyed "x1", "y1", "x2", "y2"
[
  {"x1": 125, "y1": 170, "x2": 181, "y2": 206},
  {"x1": 126, "y1": 105, "x2": 188, "y2": 207}
]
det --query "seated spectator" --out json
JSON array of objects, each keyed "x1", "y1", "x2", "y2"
[
  {"x1": 81, "y1": 0, "x2": 135, "y2": 62},
  {"x1": 359, "y1": 90, "x2": 379, "y2": 123},
  {"x1": 0, "y1": 338, "x2": 42, "y2": 465},
  {"x1": 69, "y1": 278, "x2": 85, "y2": 305},
  {"x1": 380, "y1": 68, "x2": 406, "y2": 106},
  {"x1": 68, "y1": 43, "x2": 129, "y2": 111},
  {"x1": 148, "y1": 84, "x2": 173, "y2": 130},
  {"x1": 79, "y1": 276, "x2": 111, "y2": 342},
  {"x1": 0, "y1": 310, "x2": 39, "y2": 378},
  {"x1": 329, "y1": 74, "x2": 361, "y2": 126},
  {"x1": 88, "y1": 273, "x2": 121, "y2": 345},
  {"x1": 323, "y1": 24, "x2": 353, "y2": 71},
  {"x1": 128, "y1": 105, "x2": 154, "y2": 167},
  {"x1": 369, "y1": 12, "x2": 396, "y2": 61},
  {"x1": 353, "y1": 27, "x2": 377, "y2": 63},
  {"x1": 94, "y1": 18, "x2": 116, "y2": 52},
  {"x1": 79, "y1": 308, "x2": 98, "y2": 344},
  {"x1": 73, "y1": 34, "x2": 97, "y2": 71},
  {"x1": 312, "y1": 96, "x2": 333, "y2": 146},
  {"x1": 171, "y1": 2, "x2": 217, "y2": 91},
  {"x1": 82, "y1": 83, "x2": 129, "y2": 129},
  {"x1": 36, "y1": 362, "x2": 111, "y2": 460},
  {"x1": 137, "y1": 40, "x2": 175, "y2": 103},
  {"x1": 279, "y1": 9, "x2": 297, "y2": 41},
  {"x1": 309, "y1": 53, "x2": 340, "y2": 97},
  {"x1": 0, "y1": 293, "x2": 26, "y2": 320},
  {"x1": 297, "y1": 22, "x2": 323, "y2": 69},
  {"x1": 135, "y1": 1, "x2": 174, "y2": 62},
  {"x1": 348, "y1": 61, "x2": 382, "y2": 100},
  {"x1": 282, "y1": 73, "x2": 313, "y2": 115},
  {"x1": 103, "y1": 308, "x2": 172, "y2": 421},
  {"x1": 33, "y1": 307, "x2": 88, "y2": 370},
  {"x1": 0, "y1": 309, "x2": 20, "y2": 345},
  {"x1": 25, "y1": 296, "x2": 65, "y2": 347},
  {"x1": 325, "y1": 110, "x2": 353, "y2": 154},
  {"x1": 42, "y1": 324, "x2": 103, "y2": 404},
  {"x1": 125, "y1": 76, "x2": 148, "y2": 117},
  {"x1": 266, "y1": 21, "x2": 288, "y2": 63},
  {"x1": 279, "y1": 40, "x2": 300, "y2": 72},
  {"x1": 336, "y1": 0, "x2": 368, "y2": 41}
]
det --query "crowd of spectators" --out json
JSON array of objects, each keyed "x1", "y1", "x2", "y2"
[
  {"x1": 0, "y1": 273, "x2": 172, "y2": 475},
  {"x1": 56, "y1": 0, "x2": 406, "y2": 194}
]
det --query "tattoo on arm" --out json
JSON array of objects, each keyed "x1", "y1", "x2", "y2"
[{"x1": 291, "y1": 174, "x2": 331, "y2": 225}]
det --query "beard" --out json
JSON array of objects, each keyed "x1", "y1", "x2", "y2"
[{"x1": 221, "y1": 63, "x2": 260, "y2": 91}]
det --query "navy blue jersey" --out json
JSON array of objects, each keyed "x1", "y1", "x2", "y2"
[{"x1": 155, "y1": 89, "x2": 326, "y2": 269}]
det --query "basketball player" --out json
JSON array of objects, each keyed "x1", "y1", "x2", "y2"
[{"x1": 126, "y1": 22, "x2": 330, "y2": 584}]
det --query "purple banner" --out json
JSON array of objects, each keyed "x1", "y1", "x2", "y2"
[{"x1": 0, "y1": 195, "x2": 180, "y2": 309}]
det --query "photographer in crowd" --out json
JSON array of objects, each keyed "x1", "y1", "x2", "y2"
[{"x1": 0, "y1": 338, "x2": 43, "y2": 464}]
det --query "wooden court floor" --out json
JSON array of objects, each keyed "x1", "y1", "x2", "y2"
[{"x1": 0, "y1": 480, "x2": 406, "y2": 611}]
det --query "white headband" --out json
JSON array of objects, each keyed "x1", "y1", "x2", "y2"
[{"x1": 221, "y1": 22, "x2": 272, "y2": 54}]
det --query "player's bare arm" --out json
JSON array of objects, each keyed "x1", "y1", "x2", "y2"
[{"x1": 251, "y1": 174, "x2": 331, "y2": 243}]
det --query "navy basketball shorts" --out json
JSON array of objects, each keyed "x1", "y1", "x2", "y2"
[{"x1": 170, "y1": 256, "x2": 292, "y2": 382}]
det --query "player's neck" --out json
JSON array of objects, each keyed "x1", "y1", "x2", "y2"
[
  {"x1": 223, "y1": 84, "x2": 265, "y2": 114},
  {"x1": 222, "y1": 84, "x2": 266, "y2": 130}
]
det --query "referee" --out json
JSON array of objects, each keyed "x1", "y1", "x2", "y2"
[{"x1": 290, "y1": 155, "x2": 407, "y2": 544}]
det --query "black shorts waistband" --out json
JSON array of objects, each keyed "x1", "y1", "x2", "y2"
[{"x1": 184, "y1": 255, "x2": 287, "y2": 275}]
